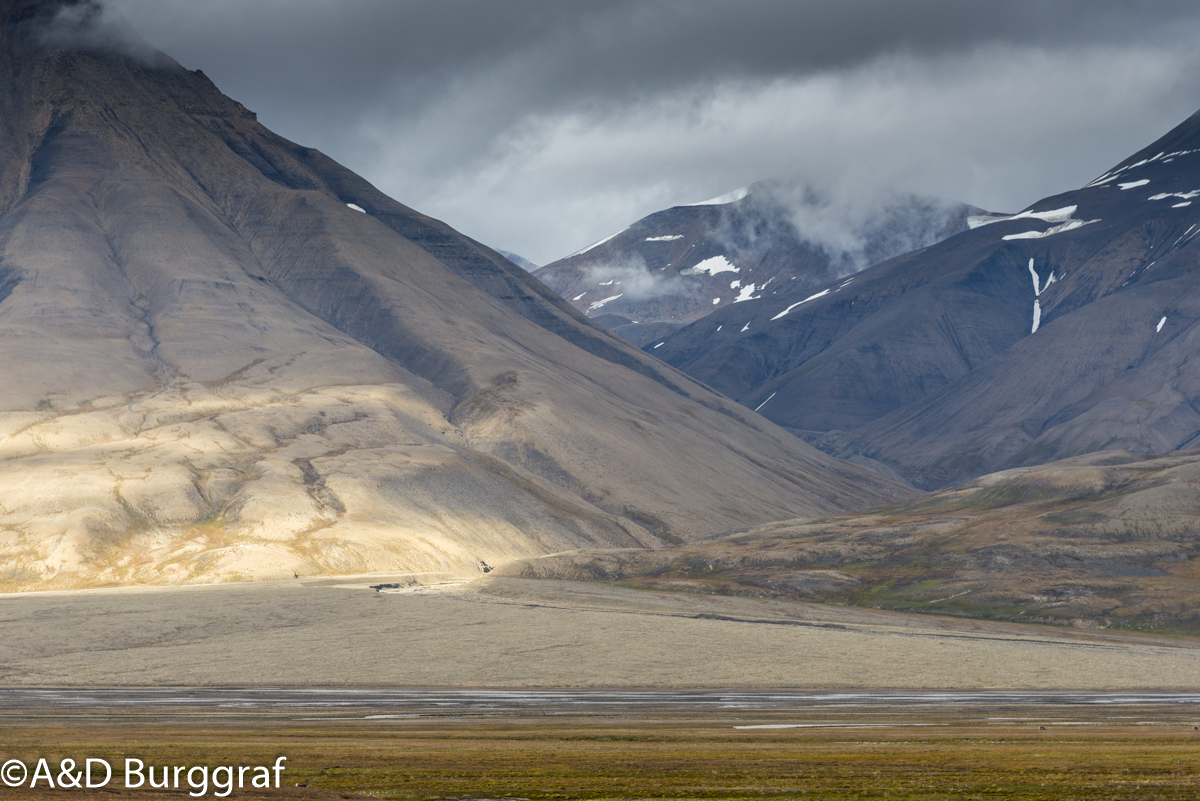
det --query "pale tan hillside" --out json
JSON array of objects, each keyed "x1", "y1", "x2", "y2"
[{"x1": 0, "y1": 0, "x2": 910, "y2": 590}]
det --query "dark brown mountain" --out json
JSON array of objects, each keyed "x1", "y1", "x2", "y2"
[
  {"x1": 0, "y1": 0, "x2": 909, "y2": 590},
  {"x1": 653, "y1": 108, "x2": 1200, "y2": 489}
]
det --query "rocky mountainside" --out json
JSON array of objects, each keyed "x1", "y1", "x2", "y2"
[
  {"x1": 534, "y1": 181, "x2": 981, "y2": 347},
  {"x1": 653, "y1": 108, "x2": 1200, "y2": 489},
  {"x1": 0, "y1": 0, "x2": 909, "y2": 590}
]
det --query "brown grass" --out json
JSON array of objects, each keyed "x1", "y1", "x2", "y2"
[{"x1": 3, "y1": 703, "x2": 1200, "y2": 799}]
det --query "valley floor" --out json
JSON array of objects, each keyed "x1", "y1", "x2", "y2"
[{"x1": 0, "y1": 576, "x2": 1195, "y2": 687}]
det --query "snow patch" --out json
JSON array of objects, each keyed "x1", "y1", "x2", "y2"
[
  {"x1": 687, "y1": 186, "x2": 750, "y2": 206},
  {"x1": 682, "y1": 255, "x2": 739, "y2": 276},
  {"x1": 1087, "y1": 149, "x2": 1200, "y2": 187},
  {"x1": 740, "y1": 322, "x2": 751, "y2": 333},
  {"x1": 712, "y1": 298, "x2": 720, "y2": 305},
  {"x1": 1026, "y1": 259, "x2": 1053, "y2": 334},
  {"x1": 968, "y1": 214, "x2": 1011, "y2": 228},
  {"x1": 346, "y1": 203, "x2": 367, "y2": 213},
  {"x1": 645, "y1": 234, "x2": 684, "y2": 242},
  {"x1": 1149, "y1": 190, "x2": 1200, "y2": 201},
  {"x1": 1174, "y1": 202, "x2": 1192, "y2": 208},
  {"x1": 572, "y1": 293, "x2": 586, "y2": 301},
  {"x1": 730, "y1": 280, "x2": 741, "y2": 289},
  {"x1": 754, "y1": 392, "x2": 777, "y2": 413},
  {"x1": 1027, "y1": 259, "x2": 1056, "y2": 296},
  {"x1": 1157, "y1": 316, "x2": 1167, "y2": 332},
  {"x1": 733, "y1": 283, "x2": 760, "y2": 303},
  {"x1": 716, "y1": 325, "x2": 722, "y2": 332},
  {"x1": 1118, "y1": 179, "x2": 1150, "y2": 190},
  {"x1": 599, "y1": 279, "x2": 615, "y2": 286},
  {"x1": 587, "y1": 294, "x2": 623, "y2": 312},
  {"x1": 971, "y1": 205, "x2": 1079, "y2": 229},
  {"x1": 770, "y1": 288, "x2": 831, "y2": 320},
  {"x1": 1003, "y1": 217, "x2": 1098, "y2": 241},
  {"x1": 1169, "y1": 224, "x2": 1200, "y2": 249},
  {"x1": 653, "y1": 342, "x2": 664, "y2": 349},
  {"x1": 1028, "y1": 260, "x2": 1042, "y2": 296}
]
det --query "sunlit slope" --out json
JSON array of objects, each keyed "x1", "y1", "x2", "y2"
[{"x1": 0, "y1": 0, "x2": 908, "y2": 589}]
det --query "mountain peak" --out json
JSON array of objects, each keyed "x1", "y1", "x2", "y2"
[
  {"x1": 1, "y1": 0, "x2": 87, "y2": 27},
  {"x1": 1, "y1": 0, "x2": 171, "y2": 68},
  {"x1": 0, "y1": 9, "x2": 907, "y2": 589}
]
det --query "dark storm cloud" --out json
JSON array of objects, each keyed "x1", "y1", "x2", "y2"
[
  {"x1": 104, "y1": 1, "x2": 1200, "y2": 263},
  {"x1": 104, "y1": 1, "x2": 1200, "y2": 107}
]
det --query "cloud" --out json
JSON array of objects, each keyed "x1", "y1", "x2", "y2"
[
  {"x1": 723, "y1": 182, "x2": 972, "y2": 276},
  {"x1": 39, "y1": 1, "x2": 174, "y2": 67},
  {"x1": 102, "y1": 1, "x2": 1200, "y2": 264},
  {"x1": 403, "y1": 43, "x2": 1200, "y2": 263},
  {"x1": 581, "y1": 254, "x2": 700, "y2": 306}
]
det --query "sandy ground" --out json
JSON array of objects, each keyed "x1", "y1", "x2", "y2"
[{"x1": 0, "y1": 576, "x2": 1196, "y2": 688}]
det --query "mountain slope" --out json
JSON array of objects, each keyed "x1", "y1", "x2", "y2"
[
  {"x1": 500, "y1": 449, "x2": 1200, "y2": 635},
  {"x1": 654, "y1": 108, "x2": 1200, "y2": 488},
  {"x1": 0, "y1": 0, "x2": 909, "y2": 590},
  {"x1": 534, "y1": 182, "x2": 981, "y2": 347},
  {"x1": 497, "y1": 250, "x2": 539, "y2": 271}
]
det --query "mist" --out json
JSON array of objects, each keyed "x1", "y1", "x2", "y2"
[{"x1": 39, "y1": 1, "x2": 173, "y2": 67}]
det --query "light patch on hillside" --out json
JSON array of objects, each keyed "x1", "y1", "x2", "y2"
[
  {"x1": 681, "y1": 255, "x2": 739, "y2": 276},
  {"x1": 686, "y1": 186, "x2": 751, "y2": 206},
  {"x1": 771, "y1": 288, "x2": 831, "y2": 320}
]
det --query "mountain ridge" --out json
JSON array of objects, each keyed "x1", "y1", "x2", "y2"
[
  {"x1": 534, "y1": 181, "x2": 982, "y2": 347},
  {"x1": 0, "y1": 0, "x2": 909, "y2": 590},
  {"x1": 650, "y1": 107, "x2": 1200, "y2": 489}
]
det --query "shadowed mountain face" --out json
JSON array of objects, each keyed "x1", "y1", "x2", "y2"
[
  {"x1": 653, "y1": 109, "x2": 1200, "y2": 489},
  {"x1": 534, "y1": 183, "x2": 981, "y2": 347},
  {"x1": 0, "y1": 0, "x2": 910, "y2": 589}
]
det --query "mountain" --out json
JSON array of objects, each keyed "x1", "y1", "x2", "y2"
[
  {"x1": 0, "y1": 0, "x2": 909, "y2": 590},
  {"x1": 497, "y1": 250, "x2": 539, "y2": 272},
  {"x1": 652, "y1": 109, "x2": 1200, "y2": 489},
  {"x1": 533, "y1": 181, "x2": 982, "y2": 347}
]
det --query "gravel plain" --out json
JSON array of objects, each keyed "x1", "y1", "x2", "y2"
[{"x1": 1, "y1": 576, "x2": 1196, "y2": 688}]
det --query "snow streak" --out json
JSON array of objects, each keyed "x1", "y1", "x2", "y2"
[{"x1": 770, "y1": 288, "x2": 830, "y2": 320}]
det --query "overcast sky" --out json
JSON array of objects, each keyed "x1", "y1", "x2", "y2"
[{"x1": 104, "y1": 0, "x2": 1200, "y2": 265}]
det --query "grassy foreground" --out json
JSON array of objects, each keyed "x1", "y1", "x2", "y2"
[{"x1": 2, "y1": 708, "x2": 1199, "y2": 799}]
